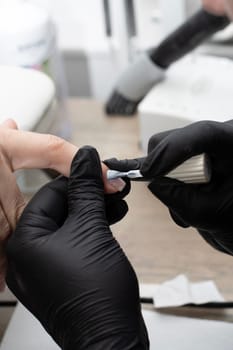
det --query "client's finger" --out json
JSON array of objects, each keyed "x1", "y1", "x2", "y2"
[
  {"x1": 0, "y1": 124, "x2": 123, "y2": 194},
  {"x1": 0, "y1": 127, "x2": 78, "y2": 176},
  {"x1": 0, "y1": 154, "x2": 25, "y2": 231},
  {"x1": 1, "y1": 119, "x2": 18, "y2": 130},
  {"x1": 0, "y1": 138, "x2": 25, "y2": 291},
  {"x1": 102, "y1": 162, "x2": 126, "y2": 193}
]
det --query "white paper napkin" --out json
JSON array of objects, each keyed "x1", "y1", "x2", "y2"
[{"x1": 140, "y1": 274, "x2": 224, "y2": 308}]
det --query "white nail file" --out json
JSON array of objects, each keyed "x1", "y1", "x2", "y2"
[{"x1": 107, "y1": 154, "x2": 211, "y2": 184}]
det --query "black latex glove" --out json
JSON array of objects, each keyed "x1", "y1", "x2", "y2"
[
  {"x1": 141, "y1": 120, "x2": 233, "y2": 255},
  {"x1": 104, "y1": 157, "x2": 144, "y2": 173},
  {"x1": 44, "y1": 162, "x2": 131, "y2": 227},
  {"x1": 103, "y1": 129, "x2": 175, "y2": 173},
  {"x1": 6, "y1": 146, "x2": 149, "y2": 350},
  {"x1": 105, "y1": 175, "x2": 131, "y2": 225}
]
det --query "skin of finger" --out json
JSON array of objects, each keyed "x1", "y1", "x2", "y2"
[
  {"x1": 0, "y1": 128, "x2": 78, "y2": 175},
  {"x1": 0, "y1": 203, "x2": 12, "y2": 292},
  {"x1": 224, "y1": 0, "x2": 233, "y2": 19},
  {"x1": 0, "y1": 150, "x2": 25, "y2": 291},
  {"x1": 1, "y1": 119, "x2": 18, "y2": 130},
  {"x1": 0, "y1": 152, "x2": 25, "y2": 230},
  {"x1": 102, "y1": 162, "x2": 119, "y2": 193},
  {"x1": 0, "y1": 127, "x2": 119, "y2": 193},
  {"x1": 0, "y1": 125, "x2": 16, "y2": 286},
  {"x1": 202, "y1": 0, "x2": 226, "y2": 14}
]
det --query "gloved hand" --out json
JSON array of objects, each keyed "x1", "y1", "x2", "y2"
[
  {"x1": 6, "y1": 146, "x2": 149, "y2": 350},
  {"x1": 141, "y1": 120, "x2": 233, "y2": 255},
  {"x1": 104, "y1": 156, "x2": 144, "y2": 174},
  {"x1": 103, "y1": 129, "x2": 173, "y2": 173},
  {"x1": 105, "y1": 120, "x2": 233, "y2": 255}
]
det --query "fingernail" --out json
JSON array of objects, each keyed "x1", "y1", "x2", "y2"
[{"x1": 108, "y1": 178, "x2": 126, "y2": 192}]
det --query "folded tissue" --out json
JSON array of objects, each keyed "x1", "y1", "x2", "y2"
[{"x1": 140, "y1": 274, "x2": 224, "y2": 308}]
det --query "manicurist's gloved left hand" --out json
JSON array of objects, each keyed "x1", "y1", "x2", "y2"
[
  {"x1": 6, "y1": 146, "x2": 149, "y2": 350},
  {"x1": 0, "y1": 118, "x2": 125, "y2": 291}
]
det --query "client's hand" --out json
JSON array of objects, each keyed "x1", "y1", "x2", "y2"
[
  {"x1": 0, "y1": 120, "x2": 26, "y2": 290},
  {"x1": 0, "y1": 120, "x2": 123, "y2": 194},
  {"x1": 6, "y1": 146, "x2": 148, "y2": 350},
  {"x1": 202, "y1": 0, "x2": 233, "y2": 19},
  {"x1": 202, "y1": 0, "x2": 226, "y2": 15},
  {"x1": 0, "y1": 119, "x2": 125, "y2": 290}
]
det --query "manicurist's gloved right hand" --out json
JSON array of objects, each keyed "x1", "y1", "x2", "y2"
[
  {"x1": 141, "y1": 120, "x2": 233, "y2": 255},
  {"x1": 6, "y1": 146, "x2": 149, "y2": 350}
]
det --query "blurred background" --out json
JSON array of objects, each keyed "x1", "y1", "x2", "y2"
[{"x1": 1, "y1": 0, "x2": 233, "y2": 101}]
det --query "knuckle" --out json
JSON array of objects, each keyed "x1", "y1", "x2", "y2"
[
  {"x1": 195, "y1": 120, "x2": 219, "y2": 133},
  {"x1": 46, "y1": 134, "x2": 66, "y2": 168},
  {"x1": 47, "y1": 134, "x2": 65, "y2": 153}
]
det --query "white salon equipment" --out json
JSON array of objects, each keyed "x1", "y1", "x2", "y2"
[
  {"x1": 0, "y1": 0, "x2": 54, "y2": 73},
  {"x1": 0, "y1": 64, "x2": 68, "y2": 193},
  {"x1": 139, "y1": 54, "x2": 233, "y2": 152},
  {"x1": 0, "y1": 0, "x2": 67, "y2": 100},
  {"x1": 0, "y1": 65, "x2": 55, "y2": 130}
]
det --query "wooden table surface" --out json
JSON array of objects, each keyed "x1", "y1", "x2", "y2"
[{"x1": 67, "y1": 98, "x2": 233, "y2": 322}]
